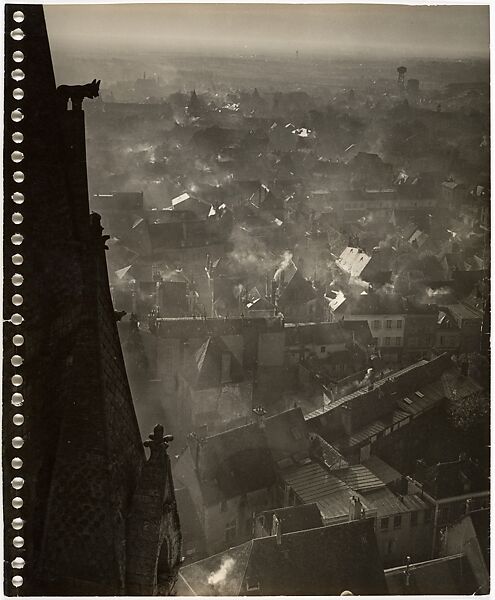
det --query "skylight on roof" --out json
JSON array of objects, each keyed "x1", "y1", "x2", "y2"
[
  {"x1": 403, "y1": 397, "x2": 413, "y2": 405},
  {"x1": 415, "y1": 391, "x2": 425, "y2": 398}
]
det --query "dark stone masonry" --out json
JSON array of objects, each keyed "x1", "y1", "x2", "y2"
[{"x1": 3, "y1": 5, "x2": 181, "y2": 595}]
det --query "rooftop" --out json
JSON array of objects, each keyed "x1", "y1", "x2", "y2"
[
  {"x1": 385, "y1": 554, "x2": 478, "y2": 595},
  {"x1": 256, "y1": 503, "x2": 323, "y2": 536},
  {"x1": 307, "y1": 353, "x2": 452, "y2": 422},
  {"x1": 177, "y1": 519, "x2": 387, "y2": 596},
  {"x1": 280, "y1": 461, "x2": 371, "y2": 522}
]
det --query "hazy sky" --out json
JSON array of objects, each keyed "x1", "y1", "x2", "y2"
[{"x1": 45, "y1": 3, "x2": 490, "y2": 58}]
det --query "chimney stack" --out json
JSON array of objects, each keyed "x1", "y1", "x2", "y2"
[
  {"x1": 349, "y1": 495, "x2": 363, "y2": 521},
  {"x1": 464, "y1": 498, "x2": 472, "y2": 515},
  {"x1": 404, "y1": 555, "x2": 411, "y2": 587},
  {"x1": 272, "y1": 514, "x2": 282, "y2": 545}
]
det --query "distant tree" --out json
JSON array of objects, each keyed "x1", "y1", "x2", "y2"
[{"x1": 448, "y1": 389, "x2": 489, "y2": 434}]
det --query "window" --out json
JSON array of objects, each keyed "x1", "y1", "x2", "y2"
[
  {"x1": 373, "y1": 320, "x2": 381, "y2": 329},
  {"x1": 373, "y1": 337, "x2": 379, "y2": 346},
  {"x1": 424, "y1": 509, "x2": 432, "y2": 523},
  {"x1": 397, "y1": 320, "x2": 403, "y2": 329},
  {"x1": 246, "y1": 579, "x2": 260, "y2": 592},
  {"x1": 320, "y1": 346, "x2": 326, "y2": 353},
  {"x1": 385, "y1": 337, "x2": 391, "y2": 346},
  {"x1": 220, "y1": 499, "x2": 228, "y2": 513},
  {"x1": 387, "y1": 539, "x2": 395, "y2": 555},
  {"x1": 386, "y1": 320, "x2": 392, "y2": 329},
  {"x1": 225, "y1": 519, "x2": 237, "y2": 543},
  {"x1": 393, "y1": 515, "x2": 402, "y2": 529},
  {"x1": 396, "y1": 337, "x2": 401, "y2": 346},
  {"x1": 410, "y1": 512, "x2": 418, "y2": 527},
  {"x1": 380, "y1": 517, "x2": 389, "y2": 530}
]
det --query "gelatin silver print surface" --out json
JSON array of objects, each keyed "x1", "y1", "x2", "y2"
[{"x1": 3, "y1": 2, "x2": 490, "y2": 596}]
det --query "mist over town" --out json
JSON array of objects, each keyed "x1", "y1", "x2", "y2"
[{"x1": 29, "y1": 3, "x2": 489, "y2": 594}]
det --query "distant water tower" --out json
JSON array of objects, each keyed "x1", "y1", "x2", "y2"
[{"x1": 397, "y1": 66, "x2": 407, "y2": 90}]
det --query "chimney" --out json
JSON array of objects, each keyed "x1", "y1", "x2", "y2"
[
  {"x1": 271, "y1": 279, "x2": 277, "y2": 305},
  {"x1": 348, "y1": 495, "x2": 363, "y2": 521},
  {"x1": 404, "y1": 555, "x2": 411, "y2": 587},
  {"x1": 464, "y1": 498, "x2": 472, "y2": 515},
  {"x1": 273, "y1": 514, "x2": 282, "y2": 545}
]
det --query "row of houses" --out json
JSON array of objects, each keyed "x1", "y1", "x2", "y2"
[{"x1": 169, "y1": 353, "x2": 488, "y2": 572}]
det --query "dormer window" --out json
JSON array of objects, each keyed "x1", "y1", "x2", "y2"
[{"x1": 246, "y1": 579, "x2": 261, "y2": 592}]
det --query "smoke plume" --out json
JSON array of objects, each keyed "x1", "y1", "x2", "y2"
[{"x1": 208, "y1": 557, "x2": 235, "y2": 586}]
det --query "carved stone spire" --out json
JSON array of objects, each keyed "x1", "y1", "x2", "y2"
[{"x1": 143, "y1": 424, "x2": 174, "y2": 458}]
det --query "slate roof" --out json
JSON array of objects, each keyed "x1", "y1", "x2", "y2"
[
  {"x1": 334, "y1": 376, "x2": 449, "y2": 451},
  {"x1": 263, "y1": 407, "x2": 310, "y2": 464},
  {"x1": 196, "y1": 421, "x2": 277, "y2": 505},
  {"x1": 419, "y1": 458, "x2": 488, "y2": 500},
  {"x1": 363, "y1": 455, "x2": 403, "y2": 486},
  {"x1": 385, "y1": 554, "x2": 478, "y2": 595},
  {"x1": 340, "y1": 292, "x2": 406, "y2": 315},
  {"x1": 177, "y1": 519, "x2": 387, "y2": 596},
  {"x1": 341, "y1": 319, "x2": 373, "y2": 345},
  {"x1": 280, "y1": 462, "x2": 371, "y2": 522},
  {"x1": 306, "y1": 353, "x2": 452, "y2": 421},
  {"x1": 284, "y1": 321, "x2": 349, "y2": 347},
  {"x1": 277, "y1": 270, "x2": 316, "y2": 307},
  {"x1": 337, "y1": 247, "x2": 372, "y2": 278},
  {"x1": 333, "y1": 465, "x2": 385, "y2": 493},
  {"x1": 362, "y1": 487, "x2": 428, "y2": 518},
  {"x1": 192, "y1": 408, "x2": 309, "y2": 505},
  {"x1": 256, "y1": 503, "x2": 323, "y2": 535}
]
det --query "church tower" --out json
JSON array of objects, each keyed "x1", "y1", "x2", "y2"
[{"x1": 3, "y1": 5, "x2": 181, "y2": 594}]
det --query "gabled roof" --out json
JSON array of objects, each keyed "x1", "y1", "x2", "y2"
[
  {"x1": 333, "y1": 464, "x2": 385, "y2": 493},
  {"x1": 263, "y1": 407, "x2": 310, "y2": 464},
  {"x1": 280, "y1": 461, "x2": 371, "y2": 522},
  {"x1": 363, "y1": 455, "x2": 402, "y2": 486},
  {"x1": 187, "y1": 336, "x2": 244, "y2": 389},
  {"x1": 362, "y1": 487, "x2": 428, "y2": 518},
  {"x1": 339, "y1": 292, "x2": 406, "y2": 315},
  {"x1": 277, "y1": 270, "x2": 316, "y2": 307},
  {"x1": 307, "y1": 353, "x2": 453, "y2": 423},
  {"x1": 337, "y1": 246, "x2": 372, "y2": 278},
  {"x1": 195, "y1": 421, "x2": 277, "y2": 504},
  {"x1": 178, "y1": 519, "x2": 387, "y2": 596},
  {"x1": 284, "y1": 322, "x2": 349, "y2": 347},
  {"x1": 385, "y1": 554, "x2": 477, "y2": 595},
  {"x1": 191, "y1": 408, "x2": 309, "y2": 504},
  {"x1": 420, "y1": 458, "x2": 488, "y2": 500},
  {"x1": 341, "y1": 319, "x2": 373, "y2": 344}
]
